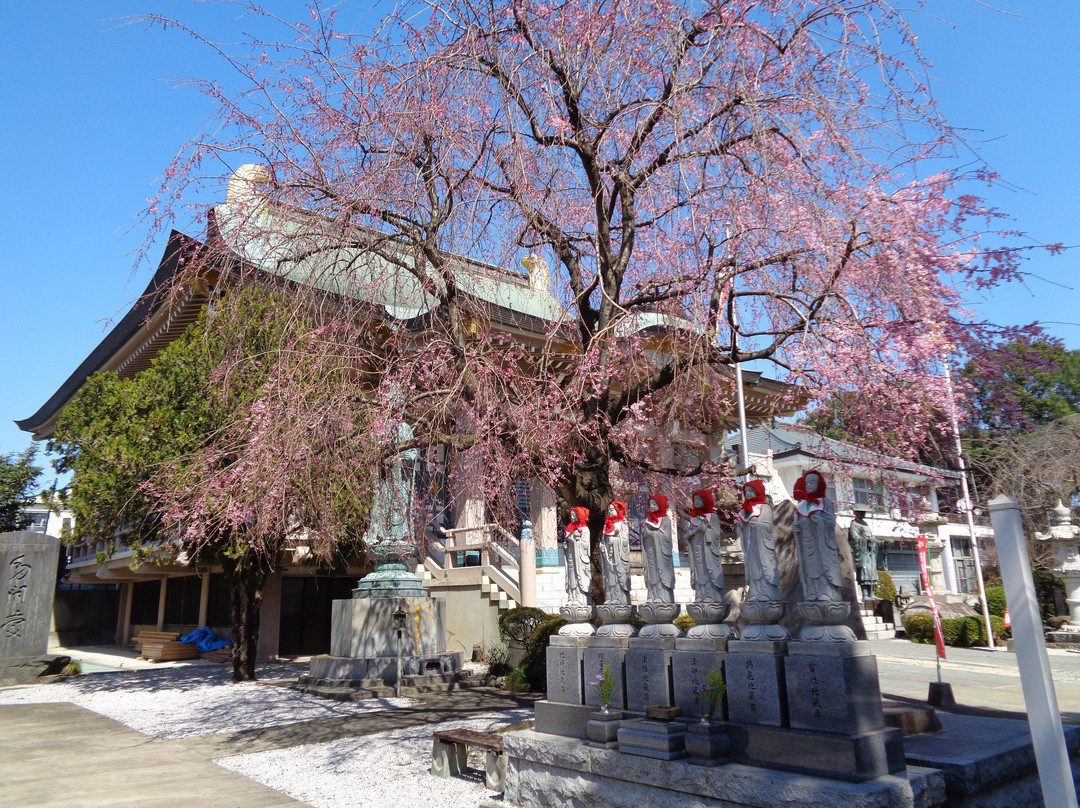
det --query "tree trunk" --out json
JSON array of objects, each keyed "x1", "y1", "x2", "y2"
[
  {"x1": 222, "y1": 555, "x2": 267, "y2": 682},
  {"x1": 562, "y1": 447, "x2": 615, "y2": 604}
]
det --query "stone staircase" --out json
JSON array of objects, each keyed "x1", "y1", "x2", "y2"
[
  {"x1": 415, "y1": 565, "x2": 517, "y2": 612},
  {"x1": 860, "y1": 607, "x2": 897, "y2": 640}
]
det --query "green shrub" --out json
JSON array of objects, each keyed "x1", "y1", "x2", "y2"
[
  {"x1": 874, "y1": 570, "x2": 897, "y2": 606},
  {"x1": 486, "y1": 641, "x2": 513, "y2": 676},
  {"x1": 1033, "y1": 570, "x2": 1064, "y2": 623},
  {"x1": 989, "y1": 615, "x2": 1011, "y2": 644},
  {"x1": 61, "y1": 660, "x2": 82, "y2": 676},
  {"x1": 522, "y1": 615, "x2": 567, "y2": 692},
  {"x1": 984, "y1": 587, "x2": 1007, "y2": 618},
  {"x1": 674, "y1": 613, "x2": 696, "y2": 634},
  {"x1": 498, "y1": 606, "x2": 551, "y2": 646},
  {"x1": 505, "y1": 666, "x2": 530, "y2": 692},
  {"x1": 907, "y1": 613, "x2": 1007, "y2": 648},
  {"x1": 903, "y1": 614, "x2": 935, "y2": 644}
]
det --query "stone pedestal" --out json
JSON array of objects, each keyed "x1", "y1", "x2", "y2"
[
  {"x1": 584, "y1": 636, "x2": 629, "y2": 709},
  {"x1": 785, "y1": 641, "x2": 885, "y2": 735},
  {"x1": 559, "y1": 603, "x2": 596, "y2": 636},
  {"x1": 684, "y1": 721, "x2": 729, "y2": 766},
  {"x1": 725, "y1": 639, "x2": 788, "y2": 727},
  {"x1": 595, "y1": 603, "x2": 636, "y2": 638},
  {"x1": 636, "y1": 602, "x2": 682, "y2": 639},
  {"x1": 671, "y1": 636, "x2": 727, "y2": 720},
  {"x1": 308, "y1": 595, "x2": 458, "y2": 682},
  {"x1": 617, "y1": 718, "x2": 688, "y2": 760},
  {"x1": 546, "y1": 635, "x2": 589, "y2": 705},
  {"x1": 738, "y1": 597, "x2": 790, "y2": 642},
  {"x1": 796, "y1": 600, "x2": 857, "y2": 643},
  {"x1": 624, "y1": 637, "x2": 676, "y2": 712},
  {"x1": 684, "y1": 601, "x2": 732, "y2": 640},
  {"x1": 585, "y1": 708, "x2": 623, "y2": 748}
]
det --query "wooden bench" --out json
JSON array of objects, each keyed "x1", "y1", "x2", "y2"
[
  {"x1": 140, "y1": 641, "x2": 201, "y2": 662},
  {"x1": 132, "y1": 631, "x2": 180, "y2": 652},
  {"x1": 431, "y1": 728, "x2": 506, "y2": 790}
]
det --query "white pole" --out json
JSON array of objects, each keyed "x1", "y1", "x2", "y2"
[
  {"x1": 943, "y1": 362, "x2": 996, "y2": 649},
  {"x1": 988, "y1": 494, "x2": 1078, "y2": 808},
  {"x1": 726, "y1": 224, "x2": 750, "y2": 475}
]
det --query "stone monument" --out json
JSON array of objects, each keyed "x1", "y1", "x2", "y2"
[
  {"x1": 559, "y1": 507, "x2": 595, "y2": 636},
  {"x1": 1, "y1": 532, "x2": 60, "y2": 663},
  {"x1": 727, "y1": 480, "x2": 789, "y2": 727},
  {"x1": 849, "y1": 510, "x2": 879, "y2": 602},
  {"x1": 304, "y1": 419, "x2": 458, "y2": 687}
]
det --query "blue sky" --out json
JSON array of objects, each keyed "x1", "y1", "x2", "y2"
[{"x1": 1, "y1": 1, "x2": 1077, "y2": 469}]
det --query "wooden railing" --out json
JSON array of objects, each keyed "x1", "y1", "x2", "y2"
[{"x1": 423, "y1": 521, "x2": 535, "y2": 607}]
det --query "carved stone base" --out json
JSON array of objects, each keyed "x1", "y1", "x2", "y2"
[
  {"x1": 739, "y1": 597, "x2": 789, "y2": 641},
  {"x1": 636, "y1": 602, "x2": 683, "y2": 639},
  {"x1": 685, "y1": 601, "x2": 732, "y2": 640},
  {"x1": 596, "y1": 603, "x2": 636, "y2": 638},
  {"x1": 559, "y1": 604, "x2": 596, "y2": 636},
  {"x1": 797, "y1": 600, "x2": 856, "y2": 643}
]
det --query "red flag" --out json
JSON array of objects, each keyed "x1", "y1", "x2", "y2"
[{"x1": 916, "y1": 536, "x2": 947, "y2": 660}]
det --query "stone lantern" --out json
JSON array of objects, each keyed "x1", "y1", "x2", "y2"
[{"x1": 1035, "y1": 501, "x2": 1080, "y2": 635}]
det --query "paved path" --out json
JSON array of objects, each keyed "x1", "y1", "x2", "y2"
[
  {"x1": 0, "y1": 701, "x2": 302, "y2": 808},
  {"x1": 869, "y1": 638, "x2": 1080, "y2": 722}
]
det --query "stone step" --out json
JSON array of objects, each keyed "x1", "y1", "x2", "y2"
[
  {"x1": 864, "y1": 627, "x2": 898, "y2": 640},
  {"x1": 292, "y1": 672, "x2": 479, "y2": 701}
]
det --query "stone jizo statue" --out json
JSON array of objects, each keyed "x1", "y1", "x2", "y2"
[
  {"x1": 564, "y1": 507, "x2": 592, "y2": 605},
  {"x1": 849, "y1": 510, "x2": 879, "y2": 601},
  {"x1": 600, "y1": 501, "x2": 631, "y2": 605},
  {"x1": 640, "y1": 494, "x2": 675, "y2": 603},
  {"x1": 737, "y1": 480, "x2": 781, "y2": 603},
  {"x1": 792, "y1": 470, "x2": 843, "y2": 603},
  {"x1": 683, "y1": 489, "x2": 726, "y2": 602}
]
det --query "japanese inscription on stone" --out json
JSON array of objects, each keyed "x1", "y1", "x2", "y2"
[{"x1": 3, "y1": 555, "x2": 32, "y2": 639}]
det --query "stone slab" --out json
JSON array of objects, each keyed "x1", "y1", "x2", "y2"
[
  {"x1": 670, "y1": 646, "x2": 725, "y2": 720},
  {"x1": 0, "y1": 532, "x2": 60, "y2": 661},
  {"x1": 902, "y1": 712, "x2": 1080, "y2": 797},
  {"x1": 725, "y1": 648, "x2": 787, "y2": 727},
  {"x1": 784, "y1": 650, "x2": 885, "y2": 735},
  {"x1": 501, "y1": 730, "x2": 946, "y2": 808},
  {"x1": 534, "y1": 699, "x2": 596, "y2": 739},
  {"x1": 617, "y1": 718, "x2": 688, "y2": 760},
  {"x1": 727, "y1": 639, "x2": 788, "y2": 655},
  {"x1": 546, "y1": 642, "x2": 586, "y2": 705},
  {"x1": 624, "y1": 642, "x2": 673, "y2": 712},
  {"x1": 583, "y1": 637, "x2": 629, "y2": 710},
  {"x1": 330, "y1": 596, "x2": 445, "y2": 658},
  {"x1": 725, "y1": 722, "x2": 906, "y2": 782}
]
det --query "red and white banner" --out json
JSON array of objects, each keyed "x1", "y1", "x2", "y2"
[
  {"x1": 1003, "y1": 608, "x2": 1011, "y2": 628},
  {"x1": 916, "y1": 535, "x2": 947, "y2": 660}
]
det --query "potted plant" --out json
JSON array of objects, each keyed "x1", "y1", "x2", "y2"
[
  {"x1": 586, "y1": 664, "x2": 623, "y2": 747},
  {"x1": 685, "y1": 666, "x2": 728, "y2": 765}
]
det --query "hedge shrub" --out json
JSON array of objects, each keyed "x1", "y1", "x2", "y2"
[
  {"x1": 984, "y1": 587, "x2": 1007, "y2": 618},
  {"x1": 874, "y1": 570, "x2": 897, "y2": 606},
  {"x1": 904, "y1": 614, "x2": 1010, "y2": 648},
  {"x1": 498, "y1": 606, "x2": 550, "y2": 646},
  {"x1": 522, "y1": 615, "x2": 567, "y2": 692}
]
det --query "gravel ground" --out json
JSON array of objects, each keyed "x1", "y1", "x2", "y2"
[{"x1": 0, "y1": 664, "x2": 528, "y2": 807}]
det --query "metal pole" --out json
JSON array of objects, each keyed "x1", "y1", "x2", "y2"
[
  {"x1": 942, "y1": 363, "x2": 996, "y2": 649},
  {"x1": 726, "y1": 223, "x2": 751, "y2": 475},
  {"x1": 989, "y1": 494, "x2": 1079, "y2": 808}
]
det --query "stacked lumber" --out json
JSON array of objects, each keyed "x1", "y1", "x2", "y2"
[
  {"x1": 140, "y1": 641, "x2": 201, "y2": 662},
  {"x1": 132, "y1": 631, "x2": 180, "y2": 652}
]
